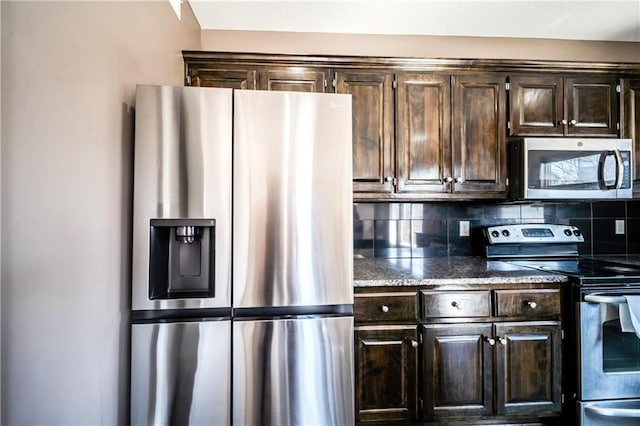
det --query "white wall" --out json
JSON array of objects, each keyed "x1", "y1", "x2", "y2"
[
  {"x1": 201, "y1": 30, "x2": 640, "y2": 62},
  {"x1": 0, "y1": 2, "x2": 200, "y2": 424}
]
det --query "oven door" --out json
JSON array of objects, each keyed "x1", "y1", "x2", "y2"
[{"x1": 579, "y1": 289, "x2": 640, "y2": 401}]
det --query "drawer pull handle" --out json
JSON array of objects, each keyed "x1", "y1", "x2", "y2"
[
  {"x1": 485, "y1": 337, "x2": 496, "y2": 346},
  {"x1": 380, "y1": 305, "x2": 389, "y2": 313},
  {"x1": 451, "y1": 301, "x2": 463, "y2": 310},
  {"x1": 411, "y1": 340, "x2": 418, "y2": 348},
  {"x1": 526, "y1": 301, "x2": 538, "y2": 309}
]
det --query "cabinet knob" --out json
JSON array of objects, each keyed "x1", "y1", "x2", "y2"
[
  {"x1": 526, "y1": 301, "x2": 538, "y2": 309},
  {"x1": 451, "y1": 301, "x2": 463, "y2": 310},
  {"x1": 560, "y1": 119, "x2": 568, "y2": 125},
  {"x1": 570, "y1": 119, "x2": 577, "y2": 126},
  {"x1": 485, "y1": 337, "x2": 496, "y2": 346},
  {"x1": 380, "y1": 305, "x2": 389, "y2": 313},
  {"x1": 455, "y1": 177, "x2": 464, "y2": 183},
  {"x1": 385, "y1": 176, "x2": 394, "y2": 183},
  {"x1": 445, "y1": 176, "x2": 453, "y2": 183},
  {"x1": 411, "y1": 340, "x2": 418, "y2": 348},
  {"x1": 499, "y1": 337, "x2": 507, "y2": 345}
]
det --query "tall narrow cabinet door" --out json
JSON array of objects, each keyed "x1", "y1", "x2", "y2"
[
  {"x1": 622, "y1": 79, "x2": 640, "y2": 195},
  {"x1": 452, "y1": 74, "x2": 507, "y2": 195},
  {"x1": 259, "y1": 68, "x2": 327, "y2": 92},
  {"x1": 509, "y1": 75, "x2": 563, "y2": 136},
  {"x1": 335, "y1": 71, "x2": 394, "y2": 194},
  {"x1": 565, "y1": 76, "x2": 619, "y2": 137},
  {"x1": 494, "y1": 322, "x2": 562, "y2": 416},
  {"x1": 396, "y1": 73, "x2": 451, "y2": 194},
  {"x1": 422, "y1": 323, "x2": 493, "y2": 420},
  {"x1": 355, "y1": 325, "x2": 418, "y2": 423}
]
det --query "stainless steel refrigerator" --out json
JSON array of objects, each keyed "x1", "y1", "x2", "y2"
[{"x1": 130, "y1": 85, "x2": 354, "y2": 426}]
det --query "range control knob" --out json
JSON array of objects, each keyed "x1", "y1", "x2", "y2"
[
  {"x1": 564, "y1": 229, "x2": 572, "y2": 236},
  {"x1": 502, "y1": 230, "x2": 510, "y2": 237},
  {"x1": 573, "y1": 229, "x2": 581, "y2": 237},
  {"x1": 491, "y1": 230, "x2": 500, "y2": 238}
]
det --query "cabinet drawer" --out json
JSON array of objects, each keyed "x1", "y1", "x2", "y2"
[
  {"x1": 420, "y1": 290, "x2": 490, "y2": 319},
  {"x1": 495, "y1": 289, "x2": 561, "y2": 317},
  {"x1": 354, "y1": 292, "x2": 416, "y2": 323}
]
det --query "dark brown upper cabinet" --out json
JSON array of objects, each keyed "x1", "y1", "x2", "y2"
[
  {"x1": 334, "y1": 70, "x2": 395, "y2": 194},
  {"x1": 396, "y1": 73, "x2": 507, "y2": 198},
  {"x1": 509, "y1": 75, "x2": 619, "y2": 137},
  {"x1": 258, "y1": 67, "x2": 328, "y2": 92},
  {"x1": 622, "y1": 79, "x2": 640, "y2": 195},
  {"x1": 187, "y1": 63, "x2": 327, "y2": 93}
]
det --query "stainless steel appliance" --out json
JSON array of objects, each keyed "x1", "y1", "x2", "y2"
[
  {"x1": 484, "y1": 223, "x2": 640, "y2": 425},
  {"x1": 130, "y1": 85, "x2": 354, "y2": 425},
  {"x1": 508, "y1": 138, "x2": 633, "y2": 200}
]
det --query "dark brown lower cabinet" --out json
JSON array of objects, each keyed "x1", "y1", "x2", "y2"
[
  {"x1": 422, "y1": 321, "x2": 562, "y2": 422},
  {"x1": 355, "y1": 325, "x2": 418, "y2": 424}
]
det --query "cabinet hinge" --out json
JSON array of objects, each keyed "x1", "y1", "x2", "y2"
[
  {"x1": 505, "y1": 82, "x2": 510, "y2": 91},
  {"x1": 418, "y1": 332, "x2": 423, "y2": 344},
  {"x1": 419, "y1": 398, "x2": 424, "y2": 411},
  {"x1": 617, "y1": 122, "x2": 620, "y2": 130},
  {"x1": 186, "y1": 75, "x2": 191, "y2": 86},
  {"x1": 393, "y1": 79, "x2": 397, "y2": 90},
  {"x1": 617, "y1": 84, "x2": 621, "y2": 93},
  {"x1": 507, "y1": 121, "x2": 511, "y2": 130},
  {"x1": 562, "y1": 393, "x2": 565, "y2": 404},
  {"x1": 324, "y1": 78, "x2": 328, "y2": 88},
  {"x1": 332, "y1": 72, "x2": 337, "y2": 89},
  {"x1": 561, "y1": 329, "x2": 565, "y2": 340}
]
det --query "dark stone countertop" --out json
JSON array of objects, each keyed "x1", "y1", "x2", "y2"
[
  {"x1": 588, "y1": 255, "x2": 640, "y2": 267},
  {"x1": 354, "y1": 257, "x2": 568, "y2": 287}
]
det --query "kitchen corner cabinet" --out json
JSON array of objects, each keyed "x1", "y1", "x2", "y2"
[
  {"x1": 334, "y1": 70, "x2": 395, "y2": 194},
  {"x1": 354, "y1": 291, "x2": 418, "y2": 424},
  {"x1": 622, "y1": 79, "x2": 640, "y2": 195},
  {"x1": 509, "y1": 75, "x2": 619, "y2": 137}
]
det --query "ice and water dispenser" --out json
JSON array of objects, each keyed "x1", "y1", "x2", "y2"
[{"x1": 148, "y1": 219, "x2": 216, "y2": 299}]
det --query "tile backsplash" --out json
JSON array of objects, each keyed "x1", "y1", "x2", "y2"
[{"x1": 354, "y1": 200, "x2": 640, "y2": 258}]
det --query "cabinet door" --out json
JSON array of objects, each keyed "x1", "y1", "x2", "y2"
[
  {"x1": 509, "y1": 75, "x2": 564, "y2": 136},
  {"x1": 565, "y1": 76, "x2": 619, "y2": 136},
  {"x1": 452, "y1": 74, "x2": 507, "y2": 195},
  {"x1": 355, "y1": 325, "x2": 418, "y2": 424},
  {"x1": 622, "y1": 79, "x2": 640, "y2": 193},
  {"x1": 258, "y1": 68, "x2": 327, "y2": 92},
  {"x1": 336, "y1": 71, "x2": 394, "y2": 194},
  {"x1": 422, "y1": 323, "x2": 493, "y2": 419},
  {"x1": 188, "y1": 66, "x2": 256, "y2": 89},
  {"x1": 494, "y1": 321, "x2": 562, "y2": 416},
  {"x1": 396, "y1": 73, "x2": 451, "y2": 194}
]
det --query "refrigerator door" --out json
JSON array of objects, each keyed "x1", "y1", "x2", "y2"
[
  {"x1": 132, "y1": 85, "x2": 232, "y2": 311},
  {"x1": 131, "y1": 320, "x2": 230, "y2": 426},
  {"x1": 233, "y1": 316, "x2": 354, "y2": 426},
  {"x1": 233, "y1": 90, "x2": 353, "y2": 308}
]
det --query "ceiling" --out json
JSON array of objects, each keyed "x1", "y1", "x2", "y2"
[{"x1": 187, "y1": 0, "x2": 640, "y2": 42}]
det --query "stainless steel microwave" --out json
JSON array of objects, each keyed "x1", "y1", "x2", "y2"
[{"x1": 508, "y1": 138, "x2": 633, "y2": 200}]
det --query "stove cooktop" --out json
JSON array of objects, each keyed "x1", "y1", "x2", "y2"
[{"x1": 506, "y1": 258, "x2": 640, "y2": 284}]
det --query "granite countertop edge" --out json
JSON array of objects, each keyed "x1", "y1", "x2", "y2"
[{"x1": 353, "y1": 256, "x2": 569, "y2": 288}]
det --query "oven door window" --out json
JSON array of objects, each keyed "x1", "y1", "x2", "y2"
[
  {"x1": 527, "y1": 150, "x2": 617, "y2": 190},
  {"x1": 602, "y1": 307, "x2": 640, "y2": 373}
]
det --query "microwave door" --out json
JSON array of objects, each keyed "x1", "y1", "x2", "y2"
[{"x1": 597, "y1": 150, "x2": 624, "y2": 190}]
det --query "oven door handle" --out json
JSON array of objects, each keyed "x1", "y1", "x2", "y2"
[
  {"x1": 585, "y1": 404, "x2": 640, "y2": 418},
  {"x1": 584, "y1": 294, "x2": 627, "y2": 304}
]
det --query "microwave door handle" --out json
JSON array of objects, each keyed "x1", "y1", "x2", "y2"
[
  {"x1": 597, "y1": 150, "x2": 621, "y2": 190},
  {"x1": 614, "y1": 149, "x2": 624, "y2": 189}
]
